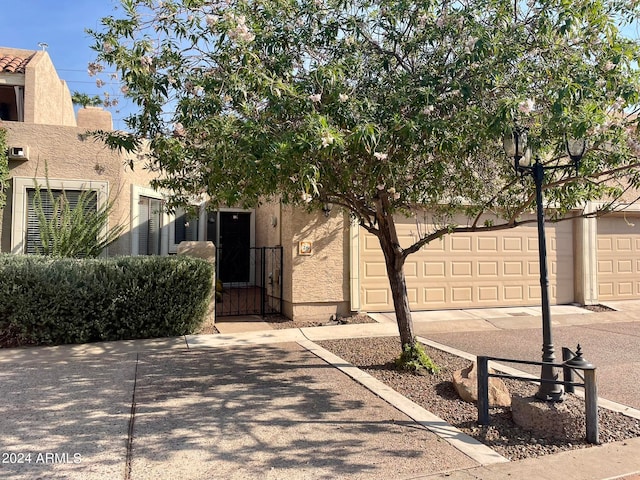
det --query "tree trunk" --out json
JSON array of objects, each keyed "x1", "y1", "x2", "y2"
[{"x1": 374, "y1": 196, "x2": 416, "y2": 348}]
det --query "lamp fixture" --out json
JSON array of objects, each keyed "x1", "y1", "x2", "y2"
[{"x1": 502, "y1": 128, "x2": 586, "y2": 402}]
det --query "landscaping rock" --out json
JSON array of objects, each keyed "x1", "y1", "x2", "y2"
[
  {"x1": 452, "y1": 362, "x2": 511, "y2": 407},
  {"x1": 511, "y1": 394, "x2": 586, "y2": 440}
]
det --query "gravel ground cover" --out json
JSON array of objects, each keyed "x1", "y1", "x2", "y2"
[
  {"x1": 268, "y1": 313, "x2": 376, "y2": 329},
  {"x1": 317, "y1": 336, "x2": 640, "y2": 461}
]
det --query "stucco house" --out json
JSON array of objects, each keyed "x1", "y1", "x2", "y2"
[
  {"x1": 2, "y1": 46, "x2": 640, "y2": 324},
  {"x1": 0, "y1": 47, "x2": 170, "y2": 261}
]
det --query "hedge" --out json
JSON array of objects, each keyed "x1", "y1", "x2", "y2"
[{"x1": 0, "y1": 254, "x2": 214, "y2": 346}]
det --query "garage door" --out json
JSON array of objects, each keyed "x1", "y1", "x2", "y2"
[
  {"x1": 358, "y1": 215, "x2": 574, "y2": 311},
  {"x1": 597, "y1": 215, "x2": 640, "y2": 300}
]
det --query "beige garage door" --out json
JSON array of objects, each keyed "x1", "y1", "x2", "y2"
[
  {"x1": 359, "y1": 216, "x2": 574, "y2": 311},
  {"x1": 597, "y1": 215, "x2": 640, "y2": 300}
]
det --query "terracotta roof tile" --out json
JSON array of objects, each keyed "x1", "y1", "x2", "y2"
[{"x1": 0, "y1": 54, "x2": 33, "y2": 73}]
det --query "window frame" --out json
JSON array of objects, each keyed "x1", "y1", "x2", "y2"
[
  {"x1": 12, "y1": 177, "x2": 109, "y2": 255},
  {"x1": 130, "y1": 185, "x2": 170, "y2": 256}
]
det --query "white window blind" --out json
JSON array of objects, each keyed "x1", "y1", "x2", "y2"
[
  {"x1": 138, "y1": 196, "x2": 162, "y2": 255},
  {"x1": 26, "y1": 189, "x2": 97, "y2": 254}
]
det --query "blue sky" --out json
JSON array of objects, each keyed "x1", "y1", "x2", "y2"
[{"x1": 0, "y1": 0, "x2": 132, "y2": 130}]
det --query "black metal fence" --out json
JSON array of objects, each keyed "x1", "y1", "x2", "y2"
[
  {"x1": 476, "y1": 347, "x2": 598, "y2": 444},
  {"x1": 215, "y1": 246, "x2": 283, "y2": 317}
]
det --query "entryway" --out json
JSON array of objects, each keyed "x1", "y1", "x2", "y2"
[{"x1": 215, "y1": 246, "x2": 283, "y2": 317}]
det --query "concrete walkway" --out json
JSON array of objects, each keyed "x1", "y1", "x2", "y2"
[{"x1": 0, "y1": 303, "x2": 639, "y2": 479}]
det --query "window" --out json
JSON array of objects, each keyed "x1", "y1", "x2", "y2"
[
  {"x1": 174, "y1": 207, "x2": 200, "y2": 245},
  {"x1": 137, "y1": 196, "x2": 163, "y2": 255},
  {"x1": 131, "y1": 185, "x2": 169, "y2": 256},
  {"x1": 25, "y1": 188, "x2": 97, "y2": 255},
  {"x1": 11, "y1": 177, "x2": 109, "y2": 255},
  {"x1": 0, "y1": 85, "x2": 24, "y2": 121}
]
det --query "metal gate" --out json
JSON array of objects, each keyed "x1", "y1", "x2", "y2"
[{"x1": 215, "y1": 246, "x2": 283, "y2": 317}]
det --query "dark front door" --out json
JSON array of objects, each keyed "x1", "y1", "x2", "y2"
[{"x1": 218, "y1": 212, "x2": 251, "y2": 283}]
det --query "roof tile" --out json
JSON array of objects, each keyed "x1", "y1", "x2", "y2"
[{"x1": 0, "y1": 54, "x2": 33, "y2": 73}]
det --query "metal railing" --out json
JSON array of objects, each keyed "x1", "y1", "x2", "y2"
[
  {"x1": 215, "y1": 246, "x2": 283, "y2": 317},
  {"x1": 477, "y1": 347, "x2": 598, "y2": 444}
]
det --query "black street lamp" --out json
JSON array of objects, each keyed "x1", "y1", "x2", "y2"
[{"x1": 503, "y1": 128, "x2": 586, "y2": 402}]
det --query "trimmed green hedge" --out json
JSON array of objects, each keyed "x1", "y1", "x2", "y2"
[{"x1": 0, "y1": 254, "x2": 213, "y2": 346}]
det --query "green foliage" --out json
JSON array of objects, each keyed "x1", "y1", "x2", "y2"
[
  {"x1": 31, "y1": 177, "x2": 124, "y2": 258},
  {"x1": 0, "y1": 254, "x2": 213, "y2": 346},
  {"x1": 0, "y1": 127, "x2": 8, "y2": 211},
  {"x1": 88, "y1": 0, "x2": 640, "y2": 218},
  {"x1": 89, "y1": 0, "x2": 640, "y2": 348},
  {"x1": 71, "y1": 91, "x2": 103, "y2": 107},
  {"x1": 396, "y1": 342, "x2": 440, "y2": 375}
]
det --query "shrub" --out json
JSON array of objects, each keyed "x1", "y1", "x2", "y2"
[
  {"x1": 395, "y1": 341, "x2": 440, "y2": 375},
  {"x1": 31, "y1": 177, "x2": 124, "y2": 258},
  {"x1": 0, "y1": 254, "x2": 213, "y2": 346}
]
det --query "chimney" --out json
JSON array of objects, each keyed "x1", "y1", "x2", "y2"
[{"x1": 76, "y1": 106, "x2": 113, "y2": 130}]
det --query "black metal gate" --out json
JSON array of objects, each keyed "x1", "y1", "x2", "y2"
[{"x1": 215, "y1": 246, "x2": 283, "y2": 317}]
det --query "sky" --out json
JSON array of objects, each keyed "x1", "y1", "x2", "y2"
[
  {"x1": 2, "y1": 1, "x2": 639, "y2": 133},
  {"x1": 0, "y1": 0, "x2": 133, "y2": 130}
]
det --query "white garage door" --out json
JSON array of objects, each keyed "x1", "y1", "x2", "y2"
[
  {"x1": 597, "y1": 215, "x2": 640, "y2": 300},
  {"x1": 358, "y1": 216, "x2": 574, "y2": 311}
]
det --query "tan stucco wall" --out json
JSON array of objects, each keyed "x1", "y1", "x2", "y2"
[
  {"x1": 280, "y1": 206, "x2": 350, "y2": 320},
  {"x1": 1, "y1": 122, "x2": 157, "y2": 255},
  {"x1": 255, "y1": 200, "x2": 281, "y2": 248},
  {"x1": 77, "y1": 107, "x2": 113, "y2": 130},
  {"x1": 25, "y1": 51, "x2": 76, "y2": 126}
]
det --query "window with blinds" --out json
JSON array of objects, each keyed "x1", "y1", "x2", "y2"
[
  {"x1": 174, "y1": 207, "x2": 200, "y2": 245},
  {"x1": 138, "y1": 196, "x2": 163, "y2": 255},
  {"x1": 26, "y1": 188, "x2": 97, "y2": 255}
]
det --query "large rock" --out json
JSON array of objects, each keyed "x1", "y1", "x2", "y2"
[
  {"x1": 511, "y1": 394, "x2": 586, "y2": 440},
  {"x1": 452, "y1": 362, "x2": 511, "y2": 407}
]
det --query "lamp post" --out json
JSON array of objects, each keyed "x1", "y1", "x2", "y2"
[{"x1": 503, "y1": 128, "x2": 586, "y2": 402}]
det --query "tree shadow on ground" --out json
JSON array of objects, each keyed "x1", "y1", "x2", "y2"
[{"x1": 128, "y1": 343, "x2": 472, "y2": 478}]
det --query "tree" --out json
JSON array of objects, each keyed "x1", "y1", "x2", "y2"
[
  {"x1": 89, "y1": 0, "x2": 640, "y2": 361},
  {"x1": 71, "y1": 91, "x2": 104, "y2": 108}
]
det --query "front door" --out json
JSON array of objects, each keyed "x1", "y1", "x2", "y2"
[{"x1": 218, "y1": 212, "x2": 251, "y2": 284}]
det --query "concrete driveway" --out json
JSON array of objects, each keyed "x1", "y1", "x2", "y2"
[
  {"x1": 0, "y1": 341, "x2": 476, "y2": 480},
  {"x1": 1, "y1": 303, "x2": 639, "y2": 480}
]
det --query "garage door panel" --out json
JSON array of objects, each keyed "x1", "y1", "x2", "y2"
[
  {"x1": 451, "y1": 287, "x2": 473, "y2": 302},
  {"x1": 452, "y1": 236, "x2": 472, "y2": 251},
  {"x1": 598, "y1": 237, "x2": 613, "y2": 250},
  {"x1": 478, "y1": 237, "x2": 498, "y2": 251},
  {"x1": 404, "y1": 262, "x2": 418, "y2": 278},
  {"x1": 478, "y1": 262, "x2": 498, "y2": 276},
  {"x1": 599, "y1": 283, "x2": 614, "y2": 296},
  {"x1": 423, "y1": 287, "x2": 446, "y2": 303},
  {"x1": 451, "y1": 261, "x2": 472, "y2": 277},
  {"x1": 359, "y1": 215, "x2": 574, "y2": 311},
  {"x1": 503, "y1": 237, "x2": 523, "y2": 251},
  {"x1": 364, "y1": 289, "x2": 390, "y2": 306},
  {"x1": 424, "y1": 261, "x2": 445, "y2": 277},
  {"x1": 617, "y1": 238, "x2": 632, "y2": 250},
  {"x1": 503, "y1": 261, "x2": 522, "y2": 276},
  {"x1": 503, "y1": 285, "x2": 525, "y2": 301},
  {"x1": 364, "y1": 235, "x2": 380, "y2": 251},
  {"x1": 478, "y1": 286, "x2": 499, "y2": 301},
  {"x1": 617, "y1": 260, "x2": 633, "y2": 273},
  {"x1": 406, "y1": 288, "x2": 418, "y2": 303},
  {"x1": 597, "y1": 216, "x2": 640, "y2": 301},
  {"x1": 618, "y1": 282, "x2": 633, "y2": 295},
  {"x1": 364, "y1": 262, "x2": 386, "y2": 278}
]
